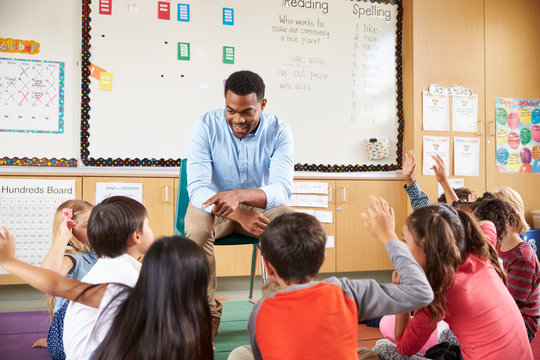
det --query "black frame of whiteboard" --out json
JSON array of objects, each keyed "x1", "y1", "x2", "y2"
[{"x1": 80, "y1": 0, "x2": 404, "y2": 171}]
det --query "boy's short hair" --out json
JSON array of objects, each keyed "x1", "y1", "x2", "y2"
[
  {"x1": 438, "y1": 187, "x2": 474, "y2": 203},
  {"x1": 261, "y1": 212, "x2": 326, "y2": 284},
  {"x1": 224, "y1": 70, "x2": 265, "y2": 101},
  {"x1": 472, "y1": 197, "x2": 520, "y2": 244},
  {"x1": 88, "y1": 196, "x2": 147, "y2": 258}
]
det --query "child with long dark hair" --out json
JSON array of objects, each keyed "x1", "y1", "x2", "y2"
[
  {"x1": 374, "y1": 203, "x2": 532, "y2": 360},
  {"x1": 0, "y1": 229, "x2": 213, "y2": 360}
]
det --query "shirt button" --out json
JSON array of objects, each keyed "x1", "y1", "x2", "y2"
[
  {"x1": 241, "y1": 162, "x2": 246, "y2": 166},
  {"x1": 242, "y1": 180, "x2": 246, "y2": 184}
]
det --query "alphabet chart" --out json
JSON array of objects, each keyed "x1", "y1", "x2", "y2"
[
  {"x1": 0, "y1": 58, "x2": 65, "y2": 133},
  {"x1": 0, "y1": 179, "x2": 75, "y2": 274}
]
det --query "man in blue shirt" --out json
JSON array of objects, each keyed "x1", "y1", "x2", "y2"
[{"x1": 186, "y1": 70, "x2": 294, "y2": 338}]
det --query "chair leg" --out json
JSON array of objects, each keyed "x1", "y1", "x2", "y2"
[
  {"x1": 249, "y1": 244, "x2": 257, "y2": 299},
  {"x1": 257, "y1": 243, "x2": 268, "y2": 283}
]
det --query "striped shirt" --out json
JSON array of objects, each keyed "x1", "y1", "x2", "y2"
[{"x1": 499, "y1": 241, "x2": 540, "y2": 337}]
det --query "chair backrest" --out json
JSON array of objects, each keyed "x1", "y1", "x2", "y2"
[{"x1": 174, "y1": 158, "x2": 189, "y2": 236}]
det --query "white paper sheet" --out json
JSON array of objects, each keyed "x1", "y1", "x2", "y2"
[
  {"x1": 452, "y1": 94, "x2": 478, "y2": 132},
  {"x1": 423, "y1": 91, "x2": 450, "y2": 131},
  {"x1": 0, "y1": 179, "x2": 76, "y2": 274},
  {"x1": 296, "y1": 209, "x2": 315, "y2": 216},
  {"x1": 289, "y1": 195, "x2": 329, "y2": 208},
  {"x1": 292, "y1": 181, "x2": 329, "y2": 194},
  {"x1": 315, "y1": 210, "x2": 333, "y2": 223},
  {"x1": 326, "y1": 235, "x2": 335, "y2": 249},
  {"x1": 454, "y1": 137, "x2": 480, "y2": 176},
  {"x1": 423, "y1": 136, "x2": 450, "y2": 176},
  {"x1": 95, "y1": 183, "x2": 143, "y2": 204},
  {"x1": 437, "y1": 178, "x2": 465, "y2": 198}
]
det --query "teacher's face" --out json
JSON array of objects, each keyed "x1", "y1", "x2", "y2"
[{"x1": 225, "y1": 91, "x2": 267, "y2": 139}]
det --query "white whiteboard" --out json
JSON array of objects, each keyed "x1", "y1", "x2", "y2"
[{"x1": 84, "y1": 0, "x2": 402, "y2": 170}]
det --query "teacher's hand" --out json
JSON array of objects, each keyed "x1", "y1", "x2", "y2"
[{"x1": 203, "y1": 190, "x2": 242, "y2": 218}]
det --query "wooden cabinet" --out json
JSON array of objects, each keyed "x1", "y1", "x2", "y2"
[
  {"x1": 336, "y1": 180, "x2": 406, "y2": 272},
  {"x1": 82, "y1": 177, "x2": 176, "y2": 239}
]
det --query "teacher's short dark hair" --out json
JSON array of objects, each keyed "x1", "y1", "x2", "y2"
[{"x1": 224, "y1": 70, "x2": 265, "y2": 101}]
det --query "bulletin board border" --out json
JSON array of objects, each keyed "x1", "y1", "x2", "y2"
[{"x1": 80, "y1": 0, "x2": 403, "y2": 171}]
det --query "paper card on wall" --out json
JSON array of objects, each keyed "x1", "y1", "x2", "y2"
[
  {"x1": 99, "y1": 0, "x2": 112, "y2": 15},
  {"x1": 128, "y1": 2, "x2": 140, "y2": 15},
  {"x1": 452, "y1": 94, "x2": 478, "y2": 132},
  {"x1": 178, "y1": 4, "x2": 190, "y2": 22},
  {"x1": 292, "y1": 181, "x2": 328, "y2": 194},
  {"x1": 296, "y1": 209, "x2": 315, "y2": 216},
  {"x1": 423, "y1": 91, "x2": 450, "y2": 131},
  {"x1": 423, "y1": 136, "x2": 450, "y2": 175},
  {"x1": 177, "y1": 42, "x2": 190, "y2": 60},
  {"x1": 99, "y1": 72, "x2": 113, "y2": 91},
  {"x1": 223, "y1": 8, "x2": 234, "y2": 25},
  {"x1": 454, "y1": 137, "x2": 480, "y2": 176},
  {"x1": 0, "y1": 179, "x2": 76, "y2": 274},
  {"x1": 199, "y1": 78, "x2": 209, "y2": 90},
  {"x1": 95, "y1": 183, "x2": 143, "y2": 204},
  {"x1": 310, "y1": 195, "x2": 329, "y2": 208},
  {"x1": 495, "y1": 97, "x2": 540, "y2": 173},
  {"x1": 158, "y1": 1, "x2": 170, "y2": 20},
  {"x1": 315, "y1": 210, "x2": 333, "y2": 223},
  {"x1": 223, "y1": 46, "x2": 235, "y2": 64},
  {"x1": 89, "y1": 63, "x2": 107, "y2": 80},
  {"x1": 326, "y1": 236, "x2": 335, "y2": 249},
  {"x1": 438, "y1": 178, "x2": 465, "y2": 198}
]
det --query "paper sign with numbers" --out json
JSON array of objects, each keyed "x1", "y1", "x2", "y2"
[
  {"x1": 0, "y1": 58, "x2": 65, "y2": 133},
  {"x1": 0, "y1": 179, "x2": 76, "y2": 274}
]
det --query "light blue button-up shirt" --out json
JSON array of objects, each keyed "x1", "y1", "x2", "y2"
[{"x1": 187, "y1": 109, "x2": 294, "y2": 213}]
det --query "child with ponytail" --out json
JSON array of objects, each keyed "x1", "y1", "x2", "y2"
[{"x1": 374, "y1": 203, "x2": 532, "y2": 360}]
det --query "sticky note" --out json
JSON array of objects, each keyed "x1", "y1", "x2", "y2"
[
  {"x1": 99, "y1": 0, "x2": 112, "y2": 15},
  {"x1": 158, "y1": 1, "x2": 170, "y2": 20},
  {"x1": 223, "y1": 8, "x2": 234, "y2": 25},
  {"x1": 89, "y1": 63, "x2": 106, "y2": 80},
  {"x1": 99, "y1": 72, "x2": 113, "y2": 91},
  {"x1": 178, "y1": 43, "x2": 190, "y2": 60},
  {"x1": 178, "y1": 4, "x2": 190, "y2": 22},
  {"x1": 223, "y1": 46, "x2": 235, "y2": 64}
]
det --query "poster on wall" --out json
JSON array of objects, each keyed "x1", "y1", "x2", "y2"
[
  {"x1": 495, "y1": 97, "x2": 540, "y2": 173},
  {"x1": 0, "y1": 58, "x2": 65, "y2": 133}
]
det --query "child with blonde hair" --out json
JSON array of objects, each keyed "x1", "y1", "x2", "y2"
[{"x1": 32, "y1": 200, "x2": 96, "y2": 360}]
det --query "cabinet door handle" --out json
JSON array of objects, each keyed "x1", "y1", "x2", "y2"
[
  {"x1": 163, "y1": 185, "x2": 169, "y2": 203},
  {"x1": 328, "y1": 186, "x2": 332, "y2": 203},
  {"x1": 339, "y1": 187, "x2": 346, "y2": 204}
]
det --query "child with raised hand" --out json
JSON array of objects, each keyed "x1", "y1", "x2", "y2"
[
  {"x1": 31, "y1": 200, "x2": 95, "y2": 356},
  {"x1": 373, "y1": 203, "x2": 532, "y2": 360},
  {"x1": 0, "y1": 227, "x2": 213, "y2": 360},
  {"x1": 402, "y1": 149, "x2": 470, "y2": 209},
  {"x1": 228, "y1": 196, "x2": 433, "y2": 360},
  {"x1": 471, "y1": 196, "x2": 539, "y2": 341}
]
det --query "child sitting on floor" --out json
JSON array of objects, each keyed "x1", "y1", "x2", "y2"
[
  {"x1": 62, "y1": 195, "x2": 154, "y2": 359},
  {"x1": 0, "y1": 229, "x2": 213, "y2": 360},
  {"x1": 229, "y1": 196, "x2": 434, "y2": 360},
  {"x1": 472, "y1": 195, "x2": 539, "y2": 341},
  {"x1": 32, "y1": 200, "x2": 96, "y2": 359}
]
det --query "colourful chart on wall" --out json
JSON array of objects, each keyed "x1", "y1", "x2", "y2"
[
  {"x1": 495, "y1": 97, "x2": 540, "y2": 173},
  {"x1": 0, "y1": 58, "x2": 65, "y2": 133}
]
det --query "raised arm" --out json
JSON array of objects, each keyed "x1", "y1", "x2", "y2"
[
  {"x1": 432, "y1": 154, "x2": 458, "y2": 204},
  {"x1": 0, "y1": 227, "x2": 105, "y2": 309},
  {"x1": 402, "y1": 150, "x2": 430, "y2": 209},
  {"x1": 336, "y1": 196, "x2": 435, "y2": 319},
  {"x1": 41, "y1": 218, "x2": 75, "y2": 275}
]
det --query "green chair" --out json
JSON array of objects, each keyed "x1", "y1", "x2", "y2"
[{"x1": 174, "y1": 158, "x2": 260, "y2": 299}]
